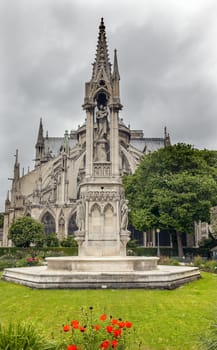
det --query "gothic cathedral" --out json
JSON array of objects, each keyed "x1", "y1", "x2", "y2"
[{"x1": 3, "y1": 19, "x2": 169, "y2": 247}]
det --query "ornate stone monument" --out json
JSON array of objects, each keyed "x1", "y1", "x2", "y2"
[
  {"x1": 73, "y1": 19, "x2": 131, "y2": 257},
  {"x1": 45, "y1": 19, "x2": 159, "y2": 275}
]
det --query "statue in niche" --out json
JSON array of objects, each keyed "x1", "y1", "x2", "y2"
[
  {"x1": 121, "y1": 200, "x2": 129, "y2": 231},
  {"x1": 76, "y1": 199, "x2": 85, "y2": 231},
  {"x1": 96, "y1": 104, "x2": 108, "y2": 139}
]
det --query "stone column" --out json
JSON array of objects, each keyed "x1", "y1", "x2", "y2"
[
  {"x1": 110, "y1": 105, "x2": 119, "y2": 177},
  {"x1": 116, "y1": 199, "x2": 120, "y2": 242},
  {"x1": 65, "y1": 217, "x2": 68, "y2": 238},
  {"x1": 55, "y1": 216, "x2": 59, "y2": 238},
  {"x1": 61, "y1": 172, "x2": 65, "y2": 205},
  {"x1": 143, "y1": 231, "x2": 147, "y2": 247},
  {"x1": 85, "y1": 107, "x2": 94, "y2": 177},
  {"x1": 152, "y1": 229, "x2": 156, "y2": 246}
]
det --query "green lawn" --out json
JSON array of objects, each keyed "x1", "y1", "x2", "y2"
[{"x1": 0, "y1": 272, "x2": 216, "y2": 350}]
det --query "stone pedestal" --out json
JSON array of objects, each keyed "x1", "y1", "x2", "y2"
[{"x1": 46, "y1": 256, "x2": 159, "y2": 272}]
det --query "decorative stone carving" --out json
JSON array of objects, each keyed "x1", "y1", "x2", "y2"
[
  {"x1": 93, "y1": 163, "x2": 111, "y2": 176},
  {"x1": 76, "y1": 199, "x2": 85, "y2": 231},
  {"x1": 96, "y1": 105, "x2": 108, "y2": 139},
  {"x1": 120, "y1": 199, "x2": 129, "y2": 231},
  {"x1": 84, "y1": 191, "x2": 120, "y2": 202}
]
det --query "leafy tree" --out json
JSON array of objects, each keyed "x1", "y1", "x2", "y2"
[
  {"x1": 8, "y1": 217, "x2": 45, "y2": 248},
  {"x1": 123, "y1": 144, "x2": 217, "y2": 256}
]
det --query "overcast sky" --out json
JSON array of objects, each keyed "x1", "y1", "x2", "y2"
[{"x1": 1, "y1": 0, "x2": 217, "y2": 211}]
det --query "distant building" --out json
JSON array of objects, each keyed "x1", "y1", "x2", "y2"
[{"x1": 3, "y1": 19, "x2": 170, "y2": 247}]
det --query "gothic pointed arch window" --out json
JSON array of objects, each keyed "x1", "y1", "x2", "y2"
[
  {"x1": 41, "y1": 212, "x2": 56, "y2": 235},
  {"x1": 68, "y1": 213, "x2": 78, "y2": 235}
]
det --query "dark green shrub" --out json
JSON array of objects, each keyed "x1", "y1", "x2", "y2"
[
  {"x1": 129, "y1": 247, "x2": 178, "y2": 257},
  {"x1": 127, "y1": 240, "x2": 138, "y2": 249},
  {"x1": 60, "y1": 236, "x2": 78, "y2": 247},
  {"x1": 44, "y1": 234, "x2": 60, "y2": 247}
]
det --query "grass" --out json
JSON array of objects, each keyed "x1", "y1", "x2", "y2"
[
  {"x1": 0, "y1": 272, "x2": 217, "y2": 349},
  {"x1": 0, "y1": 322, "x2": 57, "y2": 350}
]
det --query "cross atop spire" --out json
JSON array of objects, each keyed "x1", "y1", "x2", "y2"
[{"x1": 92, "y1": 18, "x2": 111, "y2": 81}]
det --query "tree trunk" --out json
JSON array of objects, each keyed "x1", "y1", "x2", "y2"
[{"x1": 176, "y1": 231, "x2": 184, "y2": 257}]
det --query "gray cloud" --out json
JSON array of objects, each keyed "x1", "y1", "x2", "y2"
[{"x1": 1, "y1": 0, "x2": 217, "y2": 210}]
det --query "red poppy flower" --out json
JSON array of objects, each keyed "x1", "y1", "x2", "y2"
[
  {"x1": 111, "y1": 339, "x2": 118, "y2": 349},
  {"x1": 94, "y1": 324, "x2": 100, "y2": 331},
  {"x1": 71, "y1": 320, "x2": 79, "y2": 329},
  {"x1": 117, "y1": 321, "x2": 125, "y2": 328},
  {"x1": 63, "y1": 325, "x2": 70, "y2": 332},
  {"x1": 113, "y1": 328, "x2": 122, "y2": 338},
  {"x1": 106, "y1": 325, "x2": 113, "y2": 333},
  {"x1": 99, "y1": 339, "x2": 110, "y2": 349},
  {"x1": 125, "y1": 321, "x2": 133, "y2": 328},
  {"x1": 79, "y1": 326, "x2": 85, "y2": 332},
  {"x1": 111, "y1": 318, "x2": 118, "y2": 325},
  {"x1": 100, "y1": 313, "x2": 107, "y2": 321},
  {"x1": 67, "y1": 345, "x2": 77, "y2": 350}
]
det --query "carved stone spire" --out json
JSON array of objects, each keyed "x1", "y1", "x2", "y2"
[
  {"x1": 11, "y1": 149, "x2": 21, "y2": 201},
  {"x1": 36, "y1": 118, "x2": 44, "y2": 147},
  {"x1": 112, "y1": 49, "x2": 121, "y2": 101},
  {"x1": 35, "y1": 118, "x2": 45, "y2": 167},
  {"x1": 4, "y1": 190, "x2": 11, "y2": 213},
  {"x1": 14, "y1": 149, "x2": 20, "y2": 181},
  {"x1": 91, "y1": 18, "x2": 111, "y2": 81},
  {"x1": 113, "y1": 49, "x2": 120, "y2": 81}
]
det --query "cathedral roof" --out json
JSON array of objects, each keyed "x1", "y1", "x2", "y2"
[
  {"x1": 130, "y1": 138, "x2": 165, "y2": 153},
  {"x1": 44, "y1": 137, "x2": 77, "y2": 157}
]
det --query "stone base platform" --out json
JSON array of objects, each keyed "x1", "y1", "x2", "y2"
[
  {"x1": 46, "y1": 256, "x2": 159, "y2": 272},
  {"x1": 2, "y1": 256, "x2": 200, "y2": 290}
]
